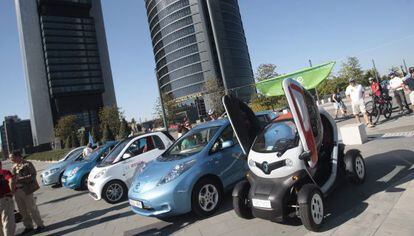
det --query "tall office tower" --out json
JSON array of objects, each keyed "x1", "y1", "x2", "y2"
[
  {"x1": 144, "y1": 0, "x2": 255, "y2": 120},
  {"x1": 0, "y1": 116, "x2": 33, "y2": 157},
  {"x1": 15, "y1": 0, "x2": 117, "y2": 146}
]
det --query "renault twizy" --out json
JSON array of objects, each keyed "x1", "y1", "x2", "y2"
[{"x1": 223, "y1": 78, "x2": 366, "y2": 231}]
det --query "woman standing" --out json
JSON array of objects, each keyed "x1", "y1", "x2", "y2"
[{"x1": 332, "y1": 88, "x2": 347, "y2": 119}]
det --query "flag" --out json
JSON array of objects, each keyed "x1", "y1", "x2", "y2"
[
  {"x1": 88, "y1": 132, "x2": 95, "y2": 146},
  {"x1": 256, "y1": 61, "x2": 335, "y2": 97}
]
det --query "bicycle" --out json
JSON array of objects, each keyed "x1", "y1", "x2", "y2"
[{"x1": 365, "y1": 94, "x2": 393, "y2": 124}]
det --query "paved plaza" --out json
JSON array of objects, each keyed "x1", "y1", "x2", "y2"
[{"x1": 6, "y1": 113, "x2": 414, "y2": 236}]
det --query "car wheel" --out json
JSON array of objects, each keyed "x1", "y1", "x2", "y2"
[
  {"x1": 102, "y1": 180, "x2": 127, "y2": 204},
  {"x1": 192, "y1": 178, "x2": 222, "y2": 217},
  {"x1": 298, "y1": 184, "x2": 324, "y2": 232},
  {"x1": 232, "y1": 180, "x2": 253, "y2": 219},
  {"x1": 344, "y1": 150, "x2": 366, "y2": 184},
  {"x1": 79, "y1": 174, "x2": 89, "y2": 190}
]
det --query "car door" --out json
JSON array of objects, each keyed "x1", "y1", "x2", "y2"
[
  {"x1": 209, "y1": 125, "x2": 246, "y2": 187},
  {"x1": 282, "y1": 78, "x2": 322, "y2": 168},
  {"x1": 222, "y1": 95, "x2": 262, "y2": 156}
]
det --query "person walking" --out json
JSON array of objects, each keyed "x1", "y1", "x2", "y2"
[
  {"x1": 345, "y1": 78, "x2": 374, "y2": 127},
  {"x1": 331, "y1": 87, "x2": 347, "y2": 119},
  {"x1": 0, "y1": 161, "x2": 15, "y2": 236},
  {"x1": 389, "y1": 72, "x2": 412, "y2": 114},
  {"x1": 403, "y1": 67, "x2": 414, "y2": 111},
  {"x1": 10, "y1": 151, "x2": 45, "y2": 234}
]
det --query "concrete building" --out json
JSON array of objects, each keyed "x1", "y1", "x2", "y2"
[
  {"x1": 144, "y1": 0, "x2": 255, "y2": 120},
  {"x1": 0, "y1": 116, "x2": 33, "y2": 157},
  {"x1": 15, "y1": 0, "x2": 117, "y2": 146}
]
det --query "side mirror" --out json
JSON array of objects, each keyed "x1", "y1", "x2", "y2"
[
  {"x1": 122, "y1": 153, "x2": 132, "y2": 160},
  {"x1": 221, "y1": 140, "x2": 234, "y2": 149}
]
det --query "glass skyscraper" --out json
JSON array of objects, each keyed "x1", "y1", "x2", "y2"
[
  {"x1": 145, "y1": 0, "x2": 255, "y2": 119},
  {"x1": 15, "y1": 0, "x2": 116, "y2": 146}
]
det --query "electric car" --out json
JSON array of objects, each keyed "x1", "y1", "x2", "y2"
[
  {"x1": 128, "y1": 119, "x2": 248, "y2": 217},
  {"x1": 40, "y1": 147, "x2": 84, "y2": 186},
  {"x1": 61, "y1": 141, "x2": 118, "y2": 190},
  {"x1": 88, "y1": 132, "x2": 174, "y2": 204},
  {"x1": 224, "y1": 78, "x2": 366, "y2": 232}
]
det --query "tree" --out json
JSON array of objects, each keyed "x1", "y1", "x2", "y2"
[
  {"x1": 65, "y1": 135, "x2": 72, "y2": 149},
  {"x1": 102, "y1": 124, "x2": 114, "y2": 142},
  {"x1": 79, "y1": 130, "x2": 88, "y2": 146},
  {"x1": 255, "y1": 64, "x2": 279, "y2": 82},
  {"x1": 55, "y1": 115, "x2": 79, "y2": 142},
  {"x1": 99, "y1": 106, "x2": 122, "y2": 139},
  {"x1": 249, "y1": 93, "x2": 287, "y2": 112},
  {"x1": 338, "y1": 57, "x2": 365, "y2": 85},
  {"x1": 202, "y1": 78, "x2": 225, "y2": 115},
  {"x1": 90, "y1": 126, "x2": 100, "y2": 144},
  {"x1": 118, "y1": 119, "x2": 131, "y2": 139},
  {"x1": 71, "y1": 132, "x2": 79, "y2": 148}
]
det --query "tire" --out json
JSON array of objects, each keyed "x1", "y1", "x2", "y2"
[
  {"x1": 191, "y1": 178, "x2": 223, "y2": 217},
  {"x1": 344, "y1": 150, "x2": 366, "y2": 184},
  {"x1": 365, "y1": 101, "x2": 375, "y2": 115},
  {"x1": 78, "y1": 173, "x2": 89, "y2": 190},
  {"x1": 232, "y1": 181, "x2": 253, "y2": 219},
  {"x1": 371, "y1": 106, "x2": 381, "y2": 124},
  {"x1": 102, "y1": 180, "x2": 127, "y2": 204},
  {"x1": 383, "y1": 101, "x2": 393, "y2": 119},
  {"x1": 297, "y1": 184, "x2": 324, "y2": 232}
]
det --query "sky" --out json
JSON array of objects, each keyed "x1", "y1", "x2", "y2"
[{"x1": 0, "y1": 0, "x2": 413, "y2": 123}]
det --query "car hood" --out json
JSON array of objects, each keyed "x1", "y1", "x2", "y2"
[
  {"x1": 43, "y1": 161, "x2": 67, "y2": 173},
  {"x1": 64, "y1": 160, "x2": 92, "y2": 175},
  {"x1": 131, "y1": 155, "x2": 199, "y2": 193}
]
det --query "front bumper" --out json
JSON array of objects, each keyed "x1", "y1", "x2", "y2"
[
  {"x1": 87, "y1": 178, "x2": 107, "y2": 201},
  {"x1": 61, "y1": 174, "x2": 81, "y2": 189},
  {"x1": 128, "y1": 179, "x2": 192, "y2": 217},
  {"x1": 40, "y1": 171, "x2": 61, "y2": 186},
  {"x1": 247, "y1": 170, "x2": 307, "y2": 222}
]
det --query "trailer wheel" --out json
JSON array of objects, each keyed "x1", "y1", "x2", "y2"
[
  {"x1": 298, "y1": 184, "x2": 324, "y2": 232},
  {"x1": 344, "y1": 150, "x2": 366, "y2": 184},
  {"x1": 232, "y1": 180, "x2": 253, "y2": 219}
]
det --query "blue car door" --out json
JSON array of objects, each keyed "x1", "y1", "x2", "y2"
[{"x1": 209, "y1": 125, "x2": 247, "y2": 188}]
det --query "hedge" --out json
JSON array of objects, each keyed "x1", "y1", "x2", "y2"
[{"x1": 25, "y1": 149, "x2": 72, "y2": 162}]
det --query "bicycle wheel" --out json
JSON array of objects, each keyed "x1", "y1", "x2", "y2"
[
  {"x1": 370, "y1": 106, "x2": 381, "y2": 124},
  {"x1": 383, "y1": 101, "x2": 393, "y2": 119},
  {"x1": 365, "y1": 101, "x2": 375, "y2": 115}
]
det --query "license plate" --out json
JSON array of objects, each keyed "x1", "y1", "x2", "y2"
[
  {"x1": 252, "y1": 199, "x2": 271, "y2": 209},
  {"x1": 129, "y1": 199, "x2": 143, "y2": 209}
]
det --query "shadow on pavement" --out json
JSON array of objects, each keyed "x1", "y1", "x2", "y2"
[
  {"x1": 321, "y1": 149, "x2": 414, "y2": 231},
  {"x1": 41, "y1": 202, "x2": 131, "y2": 235},
  {"x1": 125, "y1": 193, "x2": 234, "y2": 236},
  {"x1": 38, "y1": 191, "x2": 88, "y2": 206}
]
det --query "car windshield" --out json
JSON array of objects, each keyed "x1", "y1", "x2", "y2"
[
  {"x1": 100, "y1": 138, "x2": 134, "y2": 165},
  {"x1": 160, "y1": 126, "x2": 220, "y2": 160},
  {"x1": 59, "y1": 148, "x2": 82, "y2": 162},
  {"x1": 252, "y1": 120, "x2": 298, "y2": 153},
  {"x1": 83, "y1": 147, "x2": 104, "y2": 161}
]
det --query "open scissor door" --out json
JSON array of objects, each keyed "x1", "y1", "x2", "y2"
[
  {"x1": 222, "y1": 95, "x2": 261, "y2": 156},
  {"x1": 282, "y1": 78, "x2": 322, "y2": 168}
]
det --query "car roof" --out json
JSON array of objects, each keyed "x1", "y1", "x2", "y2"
[{"x1": 193, "y1": 118, "x2": 229, "y2": 129}]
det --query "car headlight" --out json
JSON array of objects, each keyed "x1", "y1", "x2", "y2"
[
  {"x1": 285, "y1": 158, "x2": 293, "y2": 167},
  {"x1": 94, "y1": 169, "x2": 106, "y2": 179},
  {"x1": 49, "y1": 168, "x2": 60, "y2": 175},
  {"x1": 158, "y1": 159, "x2": 196, "y2": 186},
  {"x1": 68, "y1": 167, "x2": 80, "y2": 177}
]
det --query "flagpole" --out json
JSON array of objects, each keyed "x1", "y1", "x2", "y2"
[{"x1": 309, "y1": 59, "x2": 320, "y2": 102}]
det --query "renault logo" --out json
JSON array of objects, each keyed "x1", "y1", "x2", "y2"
[{"x1": 262, "y1": 161, "x2": 270, "y2": 174}]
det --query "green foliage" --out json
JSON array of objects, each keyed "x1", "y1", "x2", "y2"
[
  {"x1": 65, "y1": 135, "x2": 72, "y2": 149},
  {"x1": 25, "y1": 149, "x2": 71, "y2": 161},
  {"x1": 102, "y1": 124, "x2": 115, "y2": 142},
  {"x1": 249, "y1": 93, "x2": 287, "y2": 112},
  {"x1": 338, "y1": 57, "x2": 366, "y2": 85},
  {"x1": 316, "y1": 76, "x2": 348, "y2": 97},
  {"x1": 118, "y1": 119, "x2": 131, "y2": 140},
  {"x1": 154, "y1": 93, "x2": 178, "y2": 125},
  {"x1": 0, "y1": 151, "x2": 4, "y2": 160},
  {"x1": 80, "y1": 130, "x2": 88, "y2": 146},
  {"x1": 255, "y1": 64, "x2": 279, "y2": 82},
  {"x1": 90, "y1": 126, "x2": 100, "y2": 143},
  {"x1": 99, "y1": 106, "x2": 122, "y2": 140},
  {"x1": 71, "y1": 132, "x2": 79, "y2": 148},
  {"x1": 55, "y1": 115, "x2": 79, "y2": 142}
]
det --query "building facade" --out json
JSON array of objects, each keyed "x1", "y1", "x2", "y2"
[
  {"x1": 144, "y1": 0, "x2": 255, "y2": 120},
  {"x1": 15, "y1": 0, "x2": 117, "y2": 146},
  {"x1": 0, "y1": 116, "x2": 33, "y2": 158}
]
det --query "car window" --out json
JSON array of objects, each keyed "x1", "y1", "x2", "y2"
[
  {"x1": 252, "y1": 120, "x2": 298, "y2": 153},
  {"x1": 125, "y1": 136, "x2": 155, "y2": 158},
  {"x1": 211, "y1": 125, "x2": 238, "y2": 152},
  {"x1": 153, "y1": 135, "x2": 165, "y2": 150}
]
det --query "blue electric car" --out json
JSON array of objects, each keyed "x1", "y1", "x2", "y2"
[
  {"x1": 128, "y1": 119, "x2": 248, "y2": 217},
  {"x1": 62, "y1": 141, "x2": 117, "y2": 190},
  {"x1": 40, "y1": 147, "x2": 84, "y2": 186}
]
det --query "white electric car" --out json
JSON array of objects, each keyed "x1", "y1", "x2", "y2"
[
  {"x1": 88, "y1": 132, "x2": 174, "y2": 204},
  {"x1": 223, "y1": 78, "x2": 366, "y2": 232}
]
